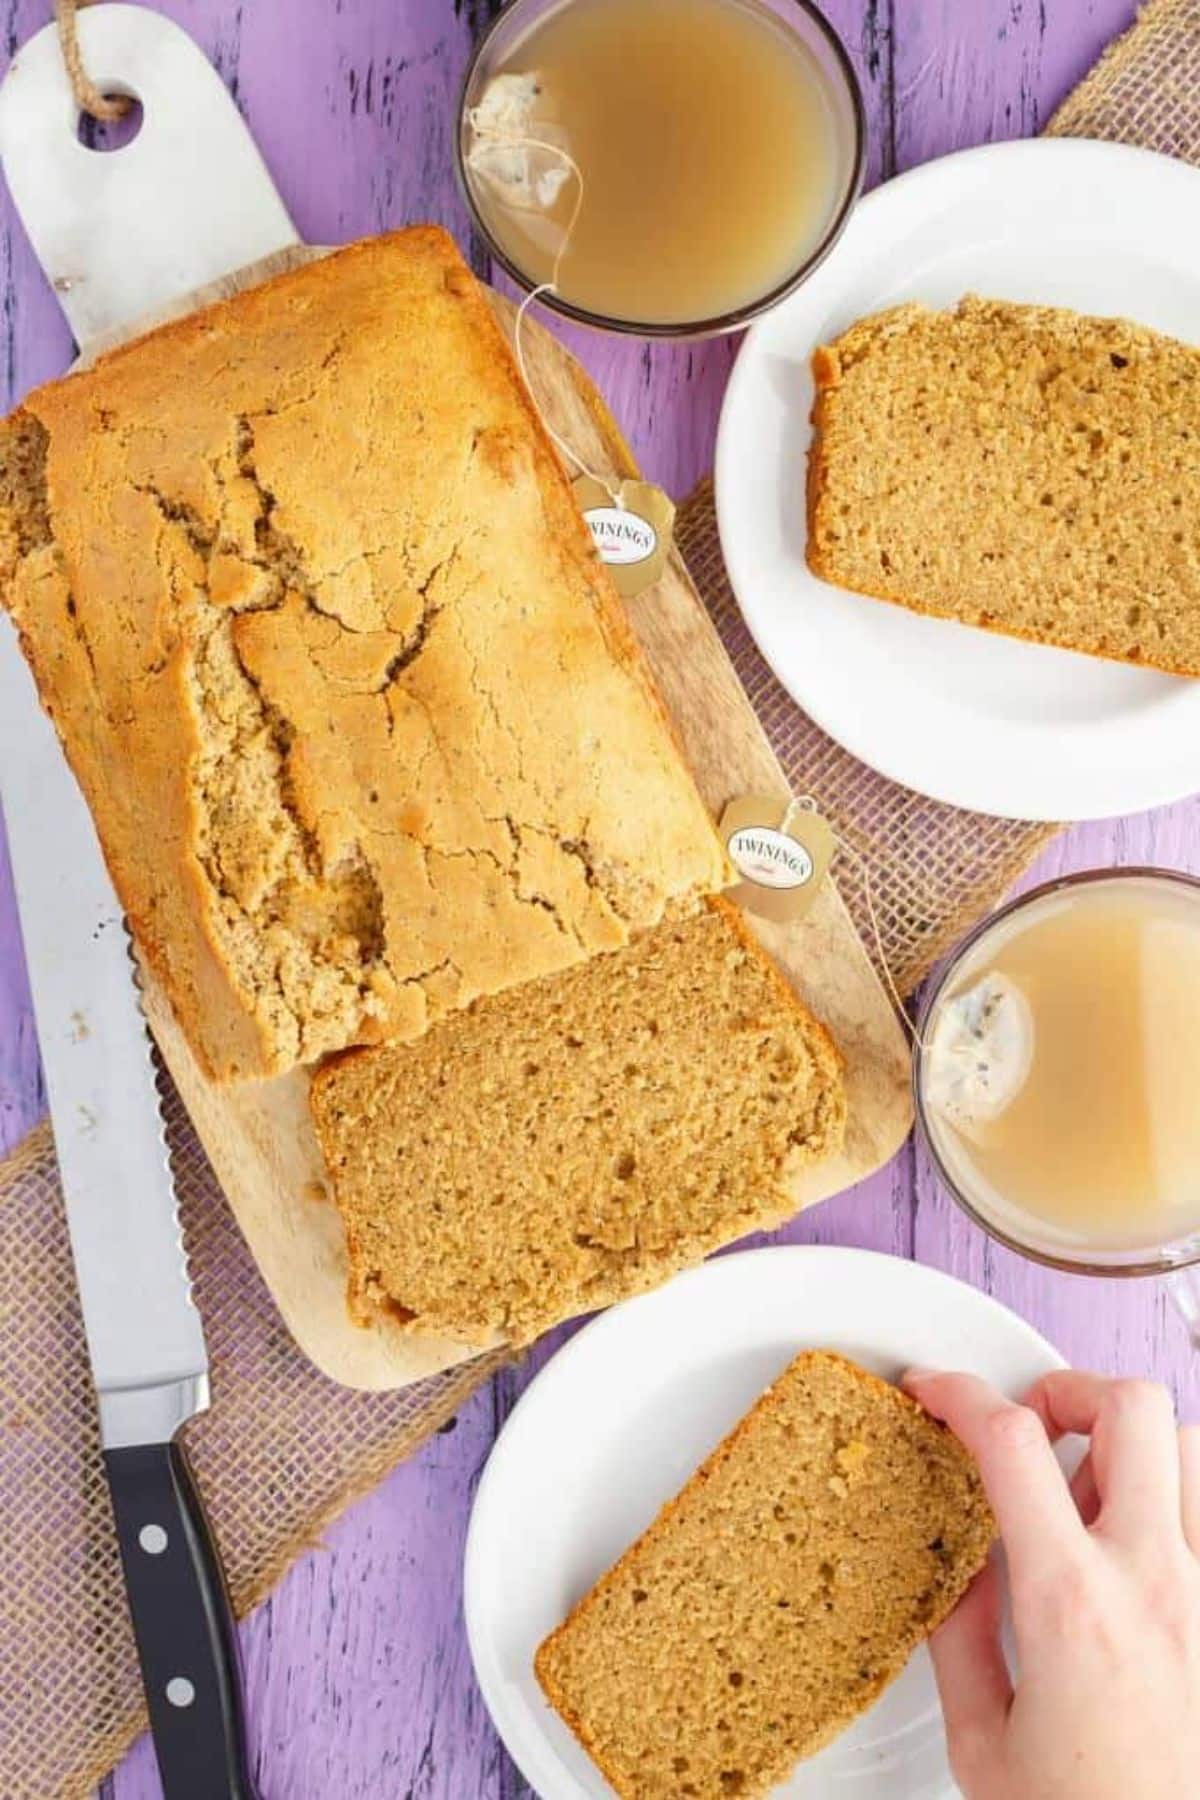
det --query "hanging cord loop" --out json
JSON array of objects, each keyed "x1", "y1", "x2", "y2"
[{"x1": 55, "y1": 0, "x2": 132, "y2": 124}]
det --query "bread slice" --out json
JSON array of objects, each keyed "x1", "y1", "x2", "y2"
[
  {"x1": 0, "y1": 227, "x2": 727, "y2": 1081},
  {"x1": 536, "y1": 1350, "x2": 995, "y2": 1798},
  {"x1": 309, "y1": 898, "x2": 844, "y2": 1346},
  {"x1": 807, "y1": 296, "x2": 1200, "y2": 675}
]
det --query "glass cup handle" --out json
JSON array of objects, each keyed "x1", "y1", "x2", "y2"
[{"x1": 1167, "y1": 1269, "x2": 1200, "y2": 1348}]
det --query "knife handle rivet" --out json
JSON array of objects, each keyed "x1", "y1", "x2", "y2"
[
  {"x1": 165, "y1": 1677, "x2": 195, "y2": 1709},
  {"x1": 138, "y1": 1524, "x2": 168, "y2": 1555}
]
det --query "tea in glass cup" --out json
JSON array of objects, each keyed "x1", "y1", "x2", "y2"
[
  {"x1": 458, "y1": 0, "x2": 865, "y2": 336},
  {"x1": 915, "y1": 870, "x2": 1200, "y2": 1342}
]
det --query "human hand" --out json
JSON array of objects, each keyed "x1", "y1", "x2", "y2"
[{"x1": 904, "y1": 1368, "x2": 1200, "y2": 1800}]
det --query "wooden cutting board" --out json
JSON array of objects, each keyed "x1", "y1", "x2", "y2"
[{"x1": 0, "y1": 7, "x2": 911, "y2": 1389}]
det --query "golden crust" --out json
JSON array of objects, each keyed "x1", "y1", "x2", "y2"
[{"x1": 1, "y1": 228, "x2": 727, "y2": 1080}]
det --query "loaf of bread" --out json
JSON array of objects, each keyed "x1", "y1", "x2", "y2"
[
  {"x1": 310, "y1": 898, "x2": 845, "y2": 1345},
  {"x1": 808, "y1": 296, "x2": 1200, "y2": 674},
  {"x1": 536, "y1": 1350, "x2": 995, "y2": 1798},
  {"x1": 0, "y1": 228, "x2": 727, "y2": 1080}
]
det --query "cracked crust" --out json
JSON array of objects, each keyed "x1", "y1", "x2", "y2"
[{"x1": 0, "y1": 228, "x2": 728, "y2": 1079}]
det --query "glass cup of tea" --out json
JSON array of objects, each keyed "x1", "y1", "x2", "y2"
[
  {"x1": 456, "y1": 0, "x2": 866, "y2": 338},
  {"x1": 914, "y1": 868, "x2": 1200, "y2": 1345}
]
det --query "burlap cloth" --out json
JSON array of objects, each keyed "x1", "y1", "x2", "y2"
[{"x1": 1, "y1": 3, "x2": 1195, "y2": 1793}]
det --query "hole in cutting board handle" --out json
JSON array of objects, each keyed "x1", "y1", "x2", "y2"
[{"x1": 77, "y1": 92, "x2": 143, "y2": 154}]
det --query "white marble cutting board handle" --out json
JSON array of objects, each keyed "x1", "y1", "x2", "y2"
[{"x1": 0, "y1": 3, "x2": 299, "y2": 358}]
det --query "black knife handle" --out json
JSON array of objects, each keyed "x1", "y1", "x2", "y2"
[{"x1": 102, "y1": 1439, "x2": 259, "y2": 1800}]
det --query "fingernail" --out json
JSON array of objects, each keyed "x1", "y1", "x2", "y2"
[{"x1": 902, "y1": 1366, "x2": 939, "y2": 1387}]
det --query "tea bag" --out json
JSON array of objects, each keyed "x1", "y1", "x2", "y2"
[
  {"x1": 925, "y1": 972, "x2": 1034, "y2": 1142},
  {"x1": 467, "y1": 74, "x2": 676, "y2": 591},
  {"x1": 465, "y1": 72, "x2": 573, "y2": 213}
]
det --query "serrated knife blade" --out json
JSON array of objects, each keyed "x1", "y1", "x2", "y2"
[
  {"x1": 0, "y1": 618, "x2": 208, "y2": 1449},
  {"x1": 0, "y1": 616, "x2": 258, "y2": 1798}
]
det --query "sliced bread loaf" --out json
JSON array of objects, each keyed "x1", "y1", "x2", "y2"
[
  {"x1": 808, "y1": 296, "x2": 1200, "y2": 674},
  {"x1": 309, "y1": 898, "x2": 845, "y2": 1346},
  {"x1": 0, "y1": 228, "x2": 727, "y2": 1081},
  {"x1": 536, "y1": 1349, "x2": 995, "y2": 1799}
]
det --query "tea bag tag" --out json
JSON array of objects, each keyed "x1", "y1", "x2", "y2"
[
  {"x1": 572, "y1": 476, "x2": 675, "y2": 597},
  {"x1": 720, "y1": 794, "x2": 835, "y2": 923}
]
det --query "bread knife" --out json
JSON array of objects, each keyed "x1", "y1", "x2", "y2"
[{"x1": 0, "y1": 620, "x2": 258, "y2": 1800}]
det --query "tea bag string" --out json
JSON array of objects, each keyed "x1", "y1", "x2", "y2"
[
  {"x1": 785, "y1": 796, "x2": 928, "y2": 1050},
  {"x1": 465, "y1": 111, "x2": 625, "y2": 509}
]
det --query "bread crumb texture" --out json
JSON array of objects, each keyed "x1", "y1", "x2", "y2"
[
  {"x1": 310, "y1": 898, "x2": 845, "y2": 1345},
  {"x1": 808, "y1": 296, "x2": 1200, "y2": 674},
  {"x1": 536, "y1": 1350, "x2": 995, "y2": 1799},
  {"x1": 0, "y1": 228, "x2": 726, "y2": 1079}
]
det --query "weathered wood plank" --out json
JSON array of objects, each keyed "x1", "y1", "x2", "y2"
[
  {"x1": 0, "y1": 3, "x2": 1179, "y2": 1797},
  {"x1": 894, "y1": 0, "x2": 1139, "y2": 166}
]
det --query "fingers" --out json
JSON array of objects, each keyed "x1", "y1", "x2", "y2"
[
  {"x1": 1023, "y1": 1370, "x2": 1181, "y2": 1542},
  {"x1": 1028, "y1": 1372, "x2": 1106, "y2": 1532},
  {"x1": 928, "y1": 1561, "x2": 1011, "y2": 1779},
  {"x1": 1180, "y1": 1426, "x2": 1200, "y2": 1555},
  {"x1": 1069, "y1": 1451, "x2": 1101, "y2": 1528},
  {"x1": 1023, "y1": 1367, "x2": 1108, "y2": 1441},
  {"x1": 905, "y1": 1370, "x2": 1083, "y2": 1586}
]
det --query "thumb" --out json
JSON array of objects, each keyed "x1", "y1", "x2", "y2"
[{"x1": 929, "y1": 1559, "x2": 1012, "y2": 1784}]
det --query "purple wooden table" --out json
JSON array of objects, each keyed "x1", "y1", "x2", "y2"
[{"x1": 2, "y1": 1, "x2": 1196, "y2": 1795}]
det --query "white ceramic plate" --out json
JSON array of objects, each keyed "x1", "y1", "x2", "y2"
[
  {"x1": 465, "y1": 1246, "x2": 1069, "y2": 1799},
  {"x1": 715, "y1": 138, "x2": 1200, "y2": 821}
]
